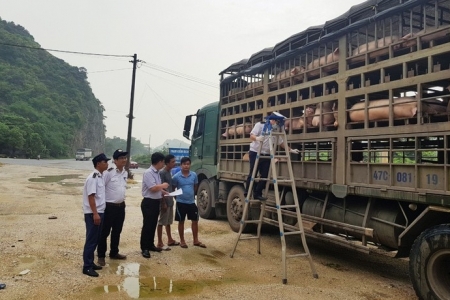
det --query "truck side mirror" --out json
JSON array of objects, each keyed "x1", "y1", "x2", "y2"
[{"x1": 183, "y1": 115, "x2": 192, "y2": 140}]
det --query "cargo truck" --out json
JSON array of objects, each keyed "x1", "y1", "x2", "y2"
[
  {"x1": 75, "y1": 148, "x2": 92, "y2": 161},
  {"x1": 183, "y1": 0, "x2": 450, "y2": 299}
]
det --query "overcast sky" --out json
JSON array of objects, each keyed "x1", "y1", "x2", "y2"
[{"x1": 1, "y1": 0, "x2": 364, "y2": 149}]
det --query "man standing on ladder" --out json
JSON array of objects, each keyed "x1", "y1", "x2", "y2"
[
  {"x1": 245, "y1": 112, "x2": 300, "y2": 201},
  {"x1": 232, "y1": 112, "x2": 318, "y2": 284}
]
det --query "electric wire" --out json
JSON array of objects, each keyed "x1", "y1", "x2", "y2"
[
  {"x1": 88, "y1": 68, "x2": 131, "y2": 74},
  {"x1": 0, "y1": 42, "x2": 132, "y2": 58},
  {"x1": 144, "y1": 82, "x2": 182, "y2": 127},
  {"x1": 1, "y1": 41, "x2": 217, "y2": 91},
  {"x1": 134, "y1": 84, "x2": 148, "y2": 111},
  {"x1": 140, "y1": 63, "x2": 218, "y2": 88},
  {"x1": 138, "y1": 68, "x2": 217, "y2": 98}
]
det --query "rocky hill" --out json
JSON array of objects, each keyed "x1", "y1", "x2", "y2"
[{"x1": 0, "y1": 19, "x2": 105, "y2": 158}]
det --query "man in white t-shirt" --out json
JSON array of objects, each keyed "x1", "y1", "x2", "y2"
[
  {"x1": 245, "y1": 113, "x2": 299, "y2": 201},
  {"x1": 82, "y1": 153, "x2": 110, "y2": 277}
]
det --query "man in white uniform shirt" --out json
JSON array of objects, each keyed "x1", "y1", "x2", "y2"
[
  {"x1": 140, "y1": 152, "x2": 169, "y2": 258},
  {"x1": 97, "y1": 149, "x2": 128, "y2": 266},
  {"x1": 82, "y1": 153, "x2": 110, "y2": 277}
]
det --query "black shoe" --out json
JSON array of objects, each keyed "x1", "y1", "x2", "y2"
[
  {"x1": 92, "y1": 264, "x2": 102, "y2": 270},
  {"x1": 142, "y1": 249, "x2": 151, "y2": 258},
  {"x1": 149, "y1": 245, "x2": 162, "y2": 252},
  {"x1": 97, "y1": 257, "x2": 106, "y2": 266},
  {"x1": 254, "y1": 195, "x2": 267, "y2": 201},
  {"x1": 83, "y1": 268, "x2": 99, "y2": 277},
  {"x1": 110, "y1": 253, "x2": 127, "y2": 260}
]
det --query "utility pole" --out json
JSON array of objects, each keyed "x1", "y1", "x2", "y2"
[
  {"x1": 125, "y1": 53, "x2": 139, "y2": 172},
  {"x1": 149, "y1": 134, "x2": 151, "y2": 154}
]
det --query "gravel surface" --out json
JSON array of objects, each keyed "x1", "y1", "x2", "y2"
[{"x1": 0, "y1": 162, "x2": 417, "y2": 299}]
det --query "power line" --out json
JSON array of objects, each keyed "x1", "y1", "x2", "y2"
[
  {"x1": 88, "y1": 68, "x2": 131, "y2": 74},
  {"x1": 137, "y1": 68, "x2": 217, "y2": 97},
  {"x1": 145, "y1": 82, "x2": 182, "y2": 126},
  {"x1": 1, "y1": 41, "x2": 218, "y2": 89},
  {"x1": 0, "y1": 42, "x2": 132, "y2": 58},
  {"x1": 140, "y1": 63, "x2": 218, "y2": 88}
]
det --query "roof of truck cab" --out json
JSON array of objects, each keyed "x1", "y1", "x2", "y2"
[{"x1": 199, "y1": 101, "x2": 219, "y2": 112}]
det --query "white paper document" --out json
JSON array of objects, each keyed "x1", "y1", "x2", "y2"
[{"x1": 165, "y1": 189, "x2": 183, "y2": 197}]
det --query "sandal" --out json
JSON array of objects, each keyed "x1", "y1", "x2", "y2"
[
  {"x1": 168, "y1": 241, "x2": 180, "y2": 246},
  {"x1": 180, "y1": 243, "x2": 188, "y2": 248},
  {"x1": 193, "y1": 242, "x2": 207, "y2": 248}
]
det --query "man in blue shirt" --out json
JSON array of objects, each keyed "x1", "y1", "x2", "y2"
[{"x1": 172, "y1": 157, "x2": 206, "y2": 248}]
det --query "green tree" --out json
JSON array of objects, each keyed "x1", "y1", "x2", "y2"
[
  {"x1": 5, "y1": 127, "x2": 25, "y2": 154},
  {"x1": 0, "y1": 18, "x2": 106, "y2": 158}
]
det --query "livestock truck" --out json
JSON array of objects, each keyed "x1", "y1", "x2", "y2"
[{"x1": 183, "y1": 0, "x2": 450, "y2": 298}]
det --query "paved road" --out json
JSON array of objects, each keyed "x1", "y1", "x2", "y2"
[{"x1": 0, "y1": 158, "x2": 145, "y2": 174}]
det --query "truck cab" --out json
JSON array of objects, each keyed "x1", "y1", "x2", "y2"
[
  {"x1": 183, "y1": 102, "x2": 221, "y2": 218},
  {"x1": 75, "y1": 148, "x2": 92, "y2": 161}
]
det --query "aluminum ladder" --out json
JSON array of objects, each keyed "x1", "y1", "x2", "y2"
[{"x1": 230, "y1": 115, "x2": 318, "y2": 284}]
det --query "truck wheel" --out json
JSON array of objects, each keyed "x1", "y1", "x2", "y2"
[
  {"x1": 197, "y1": 180, "x2": 216, "y2": 219},
  {"x1": 409, "y1": 224, "x2": 450, "y2": 300},
  {"x1": 227, "y1": 185, "x2": 254, "y2": 233}
]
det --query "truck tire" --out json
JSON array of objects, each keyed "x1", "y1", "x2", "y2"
[
  {"x1": 226, "y1": 185, "x2": 253, "y2": 233},
  {"x1": 409, "y1": 224, "x2": 450, "y2": 300},
  {"x1": 197, "y1": 179, "x2": 216, "y2": 219}
]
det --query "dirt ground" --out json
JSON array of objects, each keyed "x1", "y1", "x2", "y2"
[{"x1": 0, "y1": 162, "x2": 417, "y2": 299}]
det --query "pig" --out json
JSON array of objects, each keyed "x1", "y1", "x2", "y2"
[
  {"x1": 400, "y1": 25, "x2": 450, "y2": 48},
  {"x1": 245, "y1": 81, "x2": 263, "y2": 90},
  {"x1": 222, "y1": 123, "x2": 252, "y2": 137},
  {"x1": 284, "y1": 117, "x2": 305, "y2": 131},
  {"x1": 242, "y1": 153, "x2": 249, "y2": 161},
  {"x1": 349, "y1": 97, "x2": 417, "y2": 122},
  {"x1": 312, "y1": 101, "x2": 335, "y2": 127},
  {"x1": 222, "y1": 125, "x2": 237, "y2": 138},
  {"x1": 235, "y1": 123, "x2": 252, "y2": 135},
  {"x1": 284, "y1": 107, "x2": 315, "y2": 131},
  {"x1": 332, "y1": 101, "x2": 339, "y2": 127},
  {"x1": 273, "y1": 66, "x2": 305, "y2": 81},
  {"x1": 304, "y1": 106, "x2": 316, "y2": 127},
  {"x1": 307, "y1": 48, "x2": 340, "y2": 70},
  {"x1": 352, "y1": 35, "x2": 399, "y2": 56},
  {"x1": 228, "y1": 87, "x2": 245, "y2": 96},
  {"x1": 273, "y1": 69, "x2": 289, "y2": 82}
]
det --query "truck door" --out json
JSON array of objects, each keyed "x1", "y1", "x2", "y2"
[
  {"x1": 191, "y1": 107, "x2": 217, "y2": 169},
  {"x1": 191, "y1": 112, "x2": 206, "y2": 168}
]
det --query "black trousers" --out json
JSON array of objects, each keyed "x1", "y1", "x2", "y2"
[
  {"x1": 97, "y1": 203, "x2": 125, "y2": 258},
  {"x1": 245, "y1": 151, "x2": 270, "y2": 197},
  {"x1": 140, "y1": 198, "x2": 161, "y2": 251}
]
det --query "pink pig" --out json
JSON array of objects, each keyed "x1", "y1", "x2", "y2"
[{"x1": 307, "y1": 48, "x2": 339, "y2": 70}]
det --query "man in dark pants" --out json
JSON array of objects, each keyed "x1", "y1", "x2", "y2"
[
  {"x1": 245, "y1": 113, "x2": 299, "y2": 200},
  {"x1": 82, "y1": 153, "x2": 110, "y2": 277},
  {"x1": 97, "y1": 149, "x2": 128, "y2": 266},
  {"x1": 140, "y1": 152, "x2": 169, "y2": 258}
]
